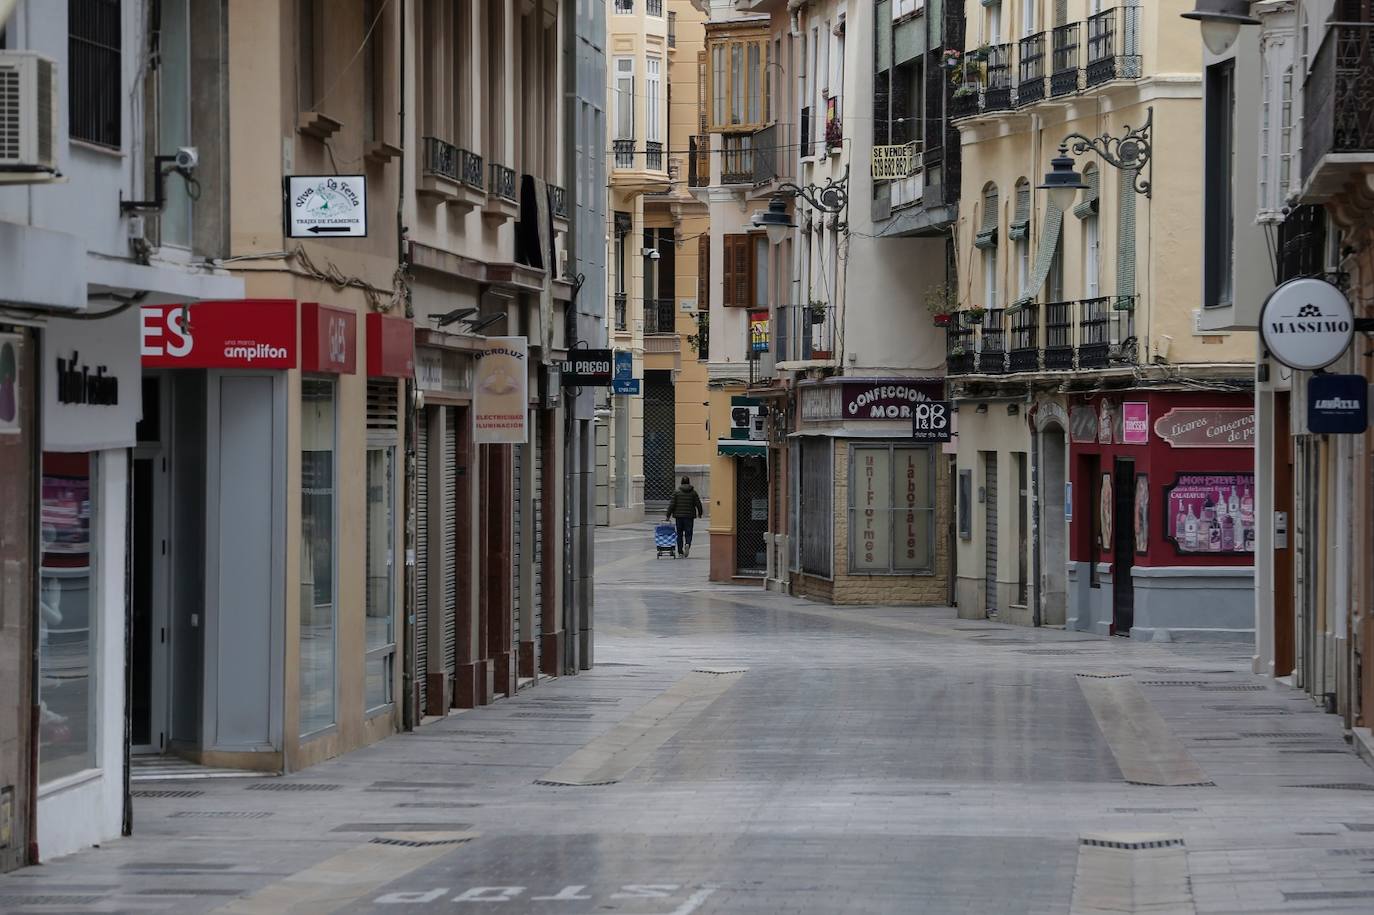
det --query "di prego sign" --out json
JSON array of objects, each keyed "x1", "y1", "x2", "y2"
[
  {"x1": 561, "y1": 349, "x2": 614, "y2": 386},
  {"x1": 1260, "y1": 277, "x2": 1354, "y2": 371}
]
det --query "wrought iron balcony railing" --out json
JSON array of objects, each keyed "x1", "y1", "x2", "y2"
[
  {"x1": 1302, "y1": 22, "x2": 1374, "y2": 192},
  {"x1": 423, "y1": 136, "x2": 484, "y2": 190},
  {"x1": 945, "y1": 297, "x2": 1139, "y2": 375},
  {"x1": 984, "y1": 43, "x2": 1014, "y2": 111},
  {"x1": 1017, "y1": 33, "x2": 1047, "y2": 108},
  {"x1": 951, "y1": 87, "x2": 981, "y2": 120},
  {"x1": 614, "y1": 293, "x2": 628, "y2": 332},
  {"x1": 644, "y1": 298, "x2": 676, "y2": 335},
  {"x1": 614, "y1": 0, "x2": 633, "y2": 13},
  {"x1": 548, "y1": 183, "x2": 568, "y2": 220},
  {"x1": 646, "y1": 0, "x2": 662, "y2": 16},
  {"x1": 1086, "y1": 6, "x2": 1142, "y2": 88},
  {"x1": 489, "y1": 163, "x2": 516, "y2": 202},
  {"x1": 1050, "y1": 23, "x2": 1081, "y2": 97},
  {"x1": 774, "y1": 304, "x2": 837, "y2": 363},
  {"x1": 645, "y1": 140, "x2": 664, "y2": 171},
  {"x1": 614, "y1": 139, "x2": 636, "y2": 169},
  {"x1": 721, "y1": 134, "x2": 754, "y2": 185}
]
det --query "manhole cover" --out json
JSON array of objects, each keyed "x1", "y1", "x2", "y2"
[
  {"x1": 169, "y1": 811, "x2": 273, "y2": 819},
  {"x1": 132, "y1": 789, "x2": 204, "y2": 799},
  {"x1": 246, "y1": 782, "x2": 341, "y2": 792}
]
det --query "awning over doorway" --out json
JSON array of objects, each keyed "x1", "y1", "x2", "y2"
[{"x1": 717, "y1": 439, "x2": 766, "y2": 457}]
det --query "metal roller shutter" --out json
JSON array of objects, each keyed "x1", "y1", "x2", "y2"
[
  {"x1": 512, "y1": 440, "x2": 523, "y2": 650},
  {"x1": 985, "y1": 453, "x2": 998, "y2": 613},
  {"x1": 443, "y1": 408, "x2": 458, "y2": 675},
  {"x1": 533, "y1": 417, "x2": 544, "y2": 671},
  {"x1": 415, "y1": 413, "x2": 429, "y2": 716}
]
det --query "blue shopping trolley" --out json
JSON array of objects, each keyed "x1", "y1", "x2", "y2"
[{"x1": 654, "y1": 522, "x2": 679, "y2": 559}]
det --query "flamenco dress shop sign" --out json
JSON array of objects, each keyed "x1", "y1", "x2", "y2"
[{"x1": 1153, "y1": 408, "x2": 1255, "y2": 448}]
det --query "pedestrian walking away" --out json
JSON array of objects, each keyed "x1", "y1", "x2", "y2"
[{"x1": 665, "y1": 476, "x2": 704, "y2": 557}]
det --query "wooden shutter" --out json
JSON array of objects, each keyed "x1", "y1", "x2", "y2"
[
  {"x1": 743, "y1": 236, "x2": 757, "y2": 308},
  {"x1": 722, "y1": 235, "x2": 736, "y2": 307},
  {"x1": 698, "y1": 234, "x2": 709, "y2": 309}
]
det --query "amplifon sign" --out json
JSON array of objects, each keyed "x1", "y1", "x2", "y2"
[
  {"x1": 1260, "y1": 277, "x2": 1354, "y2": 371},
  {"x1": 141, "y1": 300, "x2": 297, "y2": 369}
]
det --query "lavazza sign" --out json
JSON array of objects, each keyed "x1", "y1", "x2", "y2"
[{"x1": 1260, "y1": 277, "x2": 1354, "y2": 371}]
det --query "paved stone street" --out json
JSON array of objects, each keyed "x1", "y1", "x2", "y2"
[{"x1": 5, "y1": 524, "x2": 1374, "y2": 914}]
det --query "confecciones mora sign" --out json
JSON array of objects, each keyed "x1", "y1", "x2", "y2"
[{"x1": 55, "y1": 352, "x2": 119, "y2": 406}]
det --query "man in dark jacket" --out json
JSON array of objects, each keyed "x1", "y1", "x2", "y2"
[{"x1": 665, "y1": 477, "x2": 704, "y2": 557}]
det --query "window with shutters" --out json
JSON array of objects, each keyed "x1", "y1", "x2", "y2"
[
  {"x1": 614, "y1": 57, "x2": 634, "y2": 141},
  {"x1": 722, "y1": 234, "x2": 757, "y2": 308},
  {"x1": 646, "y1": 56, "x2": 662, "y2": 143}
]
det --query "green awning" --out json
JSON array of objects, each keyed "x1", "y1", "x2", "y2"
[{"x1": 717, "y1": 440, "x2": 767, "y2": 457}]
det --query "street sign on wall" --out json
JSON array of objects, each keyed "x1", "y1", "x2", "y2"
[
  {"x1": 561, "y1": 349, "x2": 614, "y2": 386},
  {"x1": 286, "y1": 174, "x2": 368, "y2": 238}
]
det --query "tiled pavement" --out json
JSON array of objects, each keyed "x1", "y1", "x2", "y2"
[{"x1": 3, "y1": 524, "x2": 1374, "y2": 913}]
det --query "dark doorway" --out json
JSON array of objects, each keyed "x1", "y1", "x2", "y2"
[
  {"x1": 1112, "y1": 458, "x2": 1136, "y2": 635},
  {"x1": 643, "y1": 370, "x2": 676, "y2": 508},
  {"x1": 735, "y1": 456, "x2": 768, "y2": 573},
  {"x1": 1274, "y1": 392, "x2": 1294, "y2": 675},
  {"x1": 131, "y1": 458, "x2": 155, "y2": 748}
]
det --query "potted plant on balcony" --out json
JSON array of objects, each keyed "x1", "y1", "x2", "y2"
[
  {"x1": 953, "y1": 84, "x2": 980, "y2": 101},
  {"x1": 942, "y1": 48, "x2": 963, "y2": 70},
  {"x1": 925, "y1": 283, "x2": 958, "y2": 327},
  {"x1": 809, "y1": 299, "x2": 828, "y2": 324},
  {"x1": 964, "y1": 305, "x2": 987, "y2": 326},
  {"x1": 949, "y1": 344, "x2": 966, "y2": 358},
  {"x1": 967, "y1": 43, "x2": 991, "y2": 63},
  {"x1": 824, "y1": 118, "x2": 843, "y2": 154}
]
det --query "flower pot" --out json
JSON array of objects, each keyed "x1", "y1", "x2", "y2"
[
  {"x1": 933, "y1": 313, "x2": 951, "y2": 327},
  {"x1": 966, "y1": 313, "x2": 985, "y2": 326},
  {"x1": 810, "y1": 350, "x2": 833, "y2": 360}
]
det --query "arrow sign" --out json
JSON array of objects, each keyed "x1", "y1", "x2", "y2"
[{"x1": 286, "y1": 174, "x2": 369, "y2": 238}]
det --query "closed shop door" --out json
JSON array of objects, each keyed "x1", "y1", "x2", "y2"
[
  {"x1": 643, "y1": 371, "x2": 677, "y2": 508},
  {"x1": 735, "y1": 456, "x2": 769, "y2": 573},
  {"x1": 442, "y1": 409, "x2": 458, "y2": 678},
  {"x1": 533, "y1": 415, "x2": 544, "y2": 670},
  {"x1": 512, "y1": 440, "x2": 524, "y2": 650},
  {"x1": 984, "y1": 452, "x2": 998, "y2": 612},
  {"x1": 414, "y1": 412, "x2": 429, "y2": 716}
]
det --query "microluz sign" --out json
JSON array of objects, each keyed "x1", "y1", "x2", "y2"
[{"x1": 1260, "y1": 277, "x2": 1354, "y2": 371}]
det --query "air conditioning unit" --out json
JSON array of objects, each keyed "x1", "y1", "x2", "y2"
[
  {"x1": 0, "y1": 52, "x2": 60, "y2": 175},
  {"x1": 730, "y1": 404, "x2": 765, "y2": 440}
]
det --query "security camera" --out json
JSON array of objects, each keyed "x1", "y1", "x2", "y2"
[{"x1": 175, "y1": 147, "x2": 200, "y2": 170}]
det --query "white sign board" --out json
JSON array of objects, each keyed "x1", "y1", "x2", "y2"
[
  {"x1": 43, "y1": 307, "x2": 142, "y2": 451},
  {"x1": 285, "y1": 174, "x2": 368, "y2": 238},
  {"x1": 1259, "y1": 277, "x2": 1353, "y2": 371}
]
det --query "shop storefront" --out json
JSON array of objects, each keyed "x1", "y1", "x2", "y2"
[
  {"x1": 0, "y1": 327, "x2": 38, "y2": 873},
  {"x1": 1066, "y1": 392, "x2": 1255, "y2": 640},
  {"x1": 35, "y1": 309, "x2": 141, "y2": 861},
  {"x1": 789, "y1": 379, "x2": 953, "y2": 606}
]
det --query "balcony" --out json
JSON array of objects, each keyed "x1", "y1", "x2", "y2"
[
  {"x1": 646, "y1": 140, "x2": 664, "y2": 171},
  {"x1": 482, "y1": 162, "x2": 518, "y2": 225},
  {"x1": 418, "y1": 136, "x2": 485, "y2": 208},
  {"x1": 614, "y1": 0, "x2": 632, "y2": 13},
  {"x1": 951, "y1": 86, "x2": 981, "y2": 120},
  {"x1": 489, "y1": 164, "x2": 516, "y2": 202},
  {"x1": 1051, "y1": 23, "x2": 1081, "y2": 97},
  {"x1": 1302, "y1": 22, "x2": 1374, "y2": 200},
  {"x1": 647, "y1": 0, "x2": 662, "y2": 16},
  {"x1": 668, "y1": 12, "x2": 676, "y2": 48},
  {"x1": 614, "y1": 293, "x2": 628, "y2": 332},
  {"x1": 1017, "y1": 33, "x2": 1047, "y2": 108},
  {"x1": 721, "y1": 135, "x2": 754, "y2": 185},
  {"x1": 984, "y1": 44, "x2": 1014, "y2": 111},
  {"x1": 614, "y1": 140, "x2": 636, "y2": 169},
  {"x1": 947, "y1": 297, "x2": 1138, "y2": 375},
  {"x1": 644, "y1": 298, "x2": 676, "y2": 335},
  {"x1": 548, "y1": 183, "x2": 568, "y2": 222},
  {"x1": 1086, "y1": 6, "x2": 1141, "y2": 88},
  {"x1": 775, "y1": 304, "x2": 837, "y2": 363},
  {"x1": 689, "y1": 135, "x2": 709, "y2": 187}
]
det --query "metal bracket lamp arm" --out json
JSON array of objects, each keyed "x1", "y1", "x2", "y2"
[
  {"x1": 1059, "y1": 107, "x2": 1153, "y2": 198},
  {"x1": 775, "y1": 165, "x2": 850, "y2": 214}
]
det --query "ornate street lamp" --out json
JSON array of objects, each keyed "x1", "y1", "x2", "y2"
[
  {"x1": 1039, "y1": 108, "x2": 1154, "y2": 203},
  {"x1": 751, "y1": 167, "x2": 850, "y2": 244},
  {"x1": 1181, "y1": 0, "x2": 1260, "y2": 56}
]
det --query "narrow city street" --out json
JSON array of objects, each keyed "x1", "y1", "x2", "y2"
[{"x1": 4, "y1": 526, "x2": 1374, "y2": 914}]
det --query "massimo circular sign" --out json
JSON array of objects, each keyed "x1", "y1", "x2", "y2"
[{"x1": 1260, "y1": 277, "x2": 1354, "y2": 371}]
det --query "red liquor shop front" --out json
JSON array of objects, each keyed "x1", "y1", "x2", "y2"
[{"x1": 1065, "y1": 391, "x2": 1255, "y2": 641}]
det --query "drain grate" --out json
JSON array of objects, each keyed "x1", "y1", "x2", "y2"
[
  {"x1": 132, "y1": 789, "x2": 204, "y2": 799},
  {"x1": 395, "y1": 802, "x2": 481, "y2": 808},
  {"x1": 509, "y1": 712, "x2": 595, "y2": 720},
  {"x1": 1080, "y1": 837, "x2": 1185, "y2": 850},
  {"x1": 1325, "y1": 848, "x2": 1374, "y2": 857},
  {"x1": 368, "y1": 781, "x2": 472, "y2": 790},
  {"x1": 533, "y1": 778, "x2": 616, "y2": 786},
  {"x1": 1199, "y1": 684, "x2": 1269, "y2": 691},
  {"x1": 246, "y1": 782, "x2": 341, "y2": 792},
  {"x1": 1243, "y1": 732, "x2": 1329, "y2": 739},
  {"x1": 528, "y1": 696, "x2": 622, "y2": 704},
  {"x1": 1281, "y1": 749, "x2": 1350, "y2": 755},
  {"x1": 1191, "y1": 736, "x2": 1243, "y2": 741},
  {"x1": 119, "y1": 863, "x2": 235, "y2": 871},
  {"x1": 1138, "y1": 680, "x2": 1212, "y2": 687},
  {"x1": 1015, "y1": 649, "x2": 1091, "y2": 655},
  {"x1": 1283, "y1": 890, "x2": 1374, "y2": 902},
  {"x1": 1112, "y1": 807, "x2": 1199, "y2": 814},
  {"x1": 692, "y1": 667, "x2": 748, "y2": 675},
  {"x1": 1287, "y1": 783, "x2": 1374, "y2": 791},
  {"x1": 1206, "y1": 705, "x2": 1292, "y2": 713},
  {"x1": 128, "y1": 888, "x2": 245, "y2": 896},
  {"x1": 0, "y1": 896, "x2": 102, "y2": 907},
  {"x1": 1126, "y1": 780, "x2": 1215, "y2": 788},
  {"x1": 370, "y1": 836, "x2": 473, "y2": 848},
  {"x1": 169, "y1": 811, "x2": 273, "y2": 819},
  {"x1": 1075, "y1": 673, "x2": 1130, "y2": 679}
]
